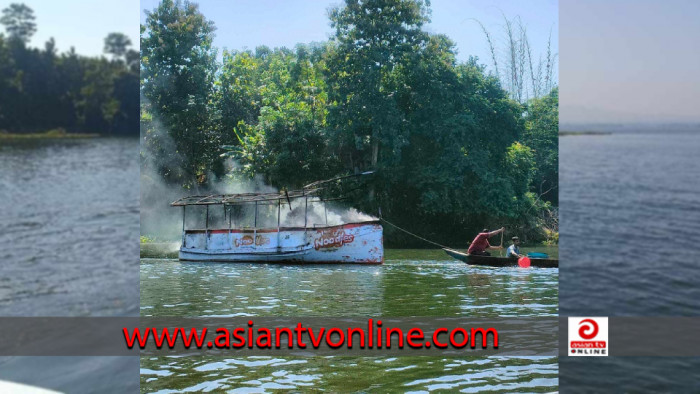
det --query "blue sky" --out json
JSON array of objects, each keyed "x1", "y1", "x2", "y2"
[
  {"x1": 560, "y1": 0, "x2": 700, "y2": 123},
  {"x1": 11, "y1": 0, "x2": 558, "y2": 80},
  {"x1": 13, "y1": 0, "x2": 140, "y2": 56},
  {"x1": 13, "y1": 1, "x2": 699, "y2": 124},
  {"x1": 139, "y1": 0, "x2": 558, "y2": 78}
]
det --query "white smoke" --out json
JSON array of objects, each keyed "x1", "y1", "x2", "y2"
[{"x1": 140, "y1": 109, "x2": 376, "y2": 242}]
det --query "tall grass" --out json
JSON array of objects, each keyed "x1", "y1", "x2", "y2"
[{"x1": 474, "y1": 15, "x2": 557, "y2": 104}]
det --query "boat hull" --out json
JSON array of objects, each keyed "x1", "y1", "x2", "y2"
[
  {"x1": 180, "y1": 222, "x2": 383, "y2": 264},
  {"x1": 443, "y1": 248, "x2": 558, "y2": 268}
]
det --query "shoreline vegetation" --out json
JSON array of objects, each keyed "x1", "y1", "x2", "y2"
[
  {"x1": 0, "y1": 4, "x2": 138, "y2": 138},
  {"x1": 0, "y1": 128, "x2": 99, "y2": 139},
  {"x1": 140, "y1": 0, "x2": 559, "y2": 247},
  {"x1": 559, "y1": 130, "x2": 612, "y2": 136}
]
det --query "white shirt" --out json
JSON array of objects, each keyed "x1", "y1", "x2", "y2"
[{"x1": 506, "y1": 244, "x2": 520, "y2": 258}]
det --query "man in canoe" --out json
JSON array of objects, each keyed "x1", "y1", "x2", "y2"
[
  {"x1": 467, "y1": 227, "x2": 505, "y2": 256},
  {"x1": 506, "y1": 236, "x2": 525, "y2": 258}
]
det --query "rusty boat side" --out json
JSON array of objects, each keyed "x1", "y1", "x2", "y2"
[
  {"x1": 180, "y1": 221, "x2": 383, "y2": 264},
  {"x1": 172, "y1": 173, "x2": 383, "y2": 264}
]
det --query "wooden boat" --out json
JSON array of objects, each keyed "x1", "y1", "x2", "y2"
[
  {"x1": 178, "y1": 222, "x2": 383, "y2": 264},
  {"x1": 443, "y1": 248, "x2": 558, "y2": 268},
  {"x1": 172, "y1": 175, "x2": 383, "y2": 264}
]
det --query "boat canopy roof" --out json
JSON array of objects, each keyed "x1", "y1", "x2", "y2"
[
  {"x1": 171, "y1": 171, "x2": 375, "y2": 207},
  {"x1": 171, "y1": 189, "x2": 321, "y2": 206}
]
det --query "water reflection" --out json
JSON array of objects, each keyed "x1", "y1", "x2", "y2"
[
  {"x1": 0, "y1": 138, "x2": 140, "y2": 393},
  {"x1": 140, "y1": 252, "x2": 557, "y2": 392},
  {"x1": 140, "y1": 356, "x2": 558, "y2": 392},
  {"x1": 141, "y1": 259, "x2": 557, "y2": 318}
]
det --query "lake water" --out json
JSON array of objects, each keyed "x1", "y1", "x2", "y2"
[
  {"x1": 140, "y1": 248, "x2": 558, "y2": 392},
  {"x1": 4, "y1": 131, "x2": 696, "y2": 391},
  {"x1": 559, "y1": 131, "x2": 700, "y2": 391},
  {"x1": 0, "y1": 138, "x2": 140, "y2": 392}
]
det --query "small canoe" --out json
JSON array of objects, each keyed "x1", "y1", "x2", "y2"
[{"x1": 443, "y1": 248, "x2": 558, "y2": 268}]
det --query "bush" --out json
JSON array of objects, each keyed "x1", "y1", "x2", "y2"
[
  {"x1": 45, "y1": 128, "x2": 67, "y2": 137},
  {"x1": 543, "y1": 228, "x2": 558, "y2": 245}
]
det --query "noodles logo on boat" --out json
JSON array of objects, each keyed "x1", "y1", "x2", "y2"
[
  {"x1": 569, "y1": 317, "x2": 608, "y2": 356},
  {"x1": 314, "y1": 229, "x2": 354, "y2": 250},
  {"x1": 234, "y1": 235, "x2": 270, "y2": 248}
]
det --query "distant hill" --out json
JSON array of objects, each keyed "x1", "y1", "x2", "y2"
[
  {"x1": 560, "y1": 122, "x2": 700, "y2": 134},
  {"x1": 560, "y1": 105, "x2": 700, "y2": 130}
]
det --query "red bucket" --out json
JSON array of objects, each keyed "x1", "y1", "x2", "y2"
[{"x1": 518, "y1": 256, "x2": 531, "y2": 268}]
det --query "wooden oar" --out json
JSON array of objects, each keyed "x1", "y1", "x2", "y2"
[{"x1": 498, "y1": 228, "x2": 504, "y2": 257}]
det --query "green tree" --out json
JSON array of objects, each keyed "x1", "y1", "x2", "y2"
[
  {"x1": 0, "y1": 28, "x2": 139, "y2": 135},
  {"x1": 104, "y1": 32, "x2": 132, "y2": 60},
  {"x1": 380, "y1": 47, "x2": 525, "y2": 244},
  {"x1": 141, "y1": 0, "x2": 219, "y2": 188},
  {"x1": 0, "y1": 34, "x2": 16, "y2": 129},
  {"x1": 216, "y1": 50, "x2": 263, "y2": 143},
  {"x1": 218, "y1": 0, "x2": 537, "y2": 244},
  {"x1": 219, "y1": 44, "x2": 336, "y2": 188},
  {"x1": 326, "y1": 0, "x2": 431, "y2": 175},
  {"x1": 0, "y1": 3, "x2": 36, "y2": 44},
  {"x1": 523, "y1": 87, "x2": 558, "y2": 203},
  {"x1": 137, "y1": 0, "x2": 556, "y2": 245},
  {"x1": 76, "y1": 58, "x2": 119, "y2": 133}
]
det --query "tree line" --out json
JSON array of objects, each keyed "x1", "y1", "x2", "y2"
[
  {"x1": 141, "y1": 0, "x2": 558, "y2": 246},
  {"x1": 0, "y1": 3, "x2": 139, "y2": 135}
]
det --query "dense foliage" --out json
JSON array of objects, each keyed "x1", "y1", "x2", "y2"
[
  {"x1": 0, "y1": 3, "x2": 138, "y2": 135},
  {"x1": 141, "y1": 0, "x2": 218, "y2": 186},
  {"x1": 141, "y1": 0, "x2": 558, "y2": 245}
]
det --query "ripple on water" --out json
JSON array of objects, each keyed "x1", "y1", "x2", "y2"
[
  {"x1": 0, "y1": 139, "x2": 140, "y2": 392},
  {"x1": 141, "y1": 258, "x2": 558, "y2": 318},
  {"x1": 140, "y1": 356, "x2": 557, "y2": 392},
  {"x1": 560, "y1": 132, "x2": 700, "y2": 392},
  {"x1": 140, "y1": 254, "x2": 557, "y2": 392}
]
